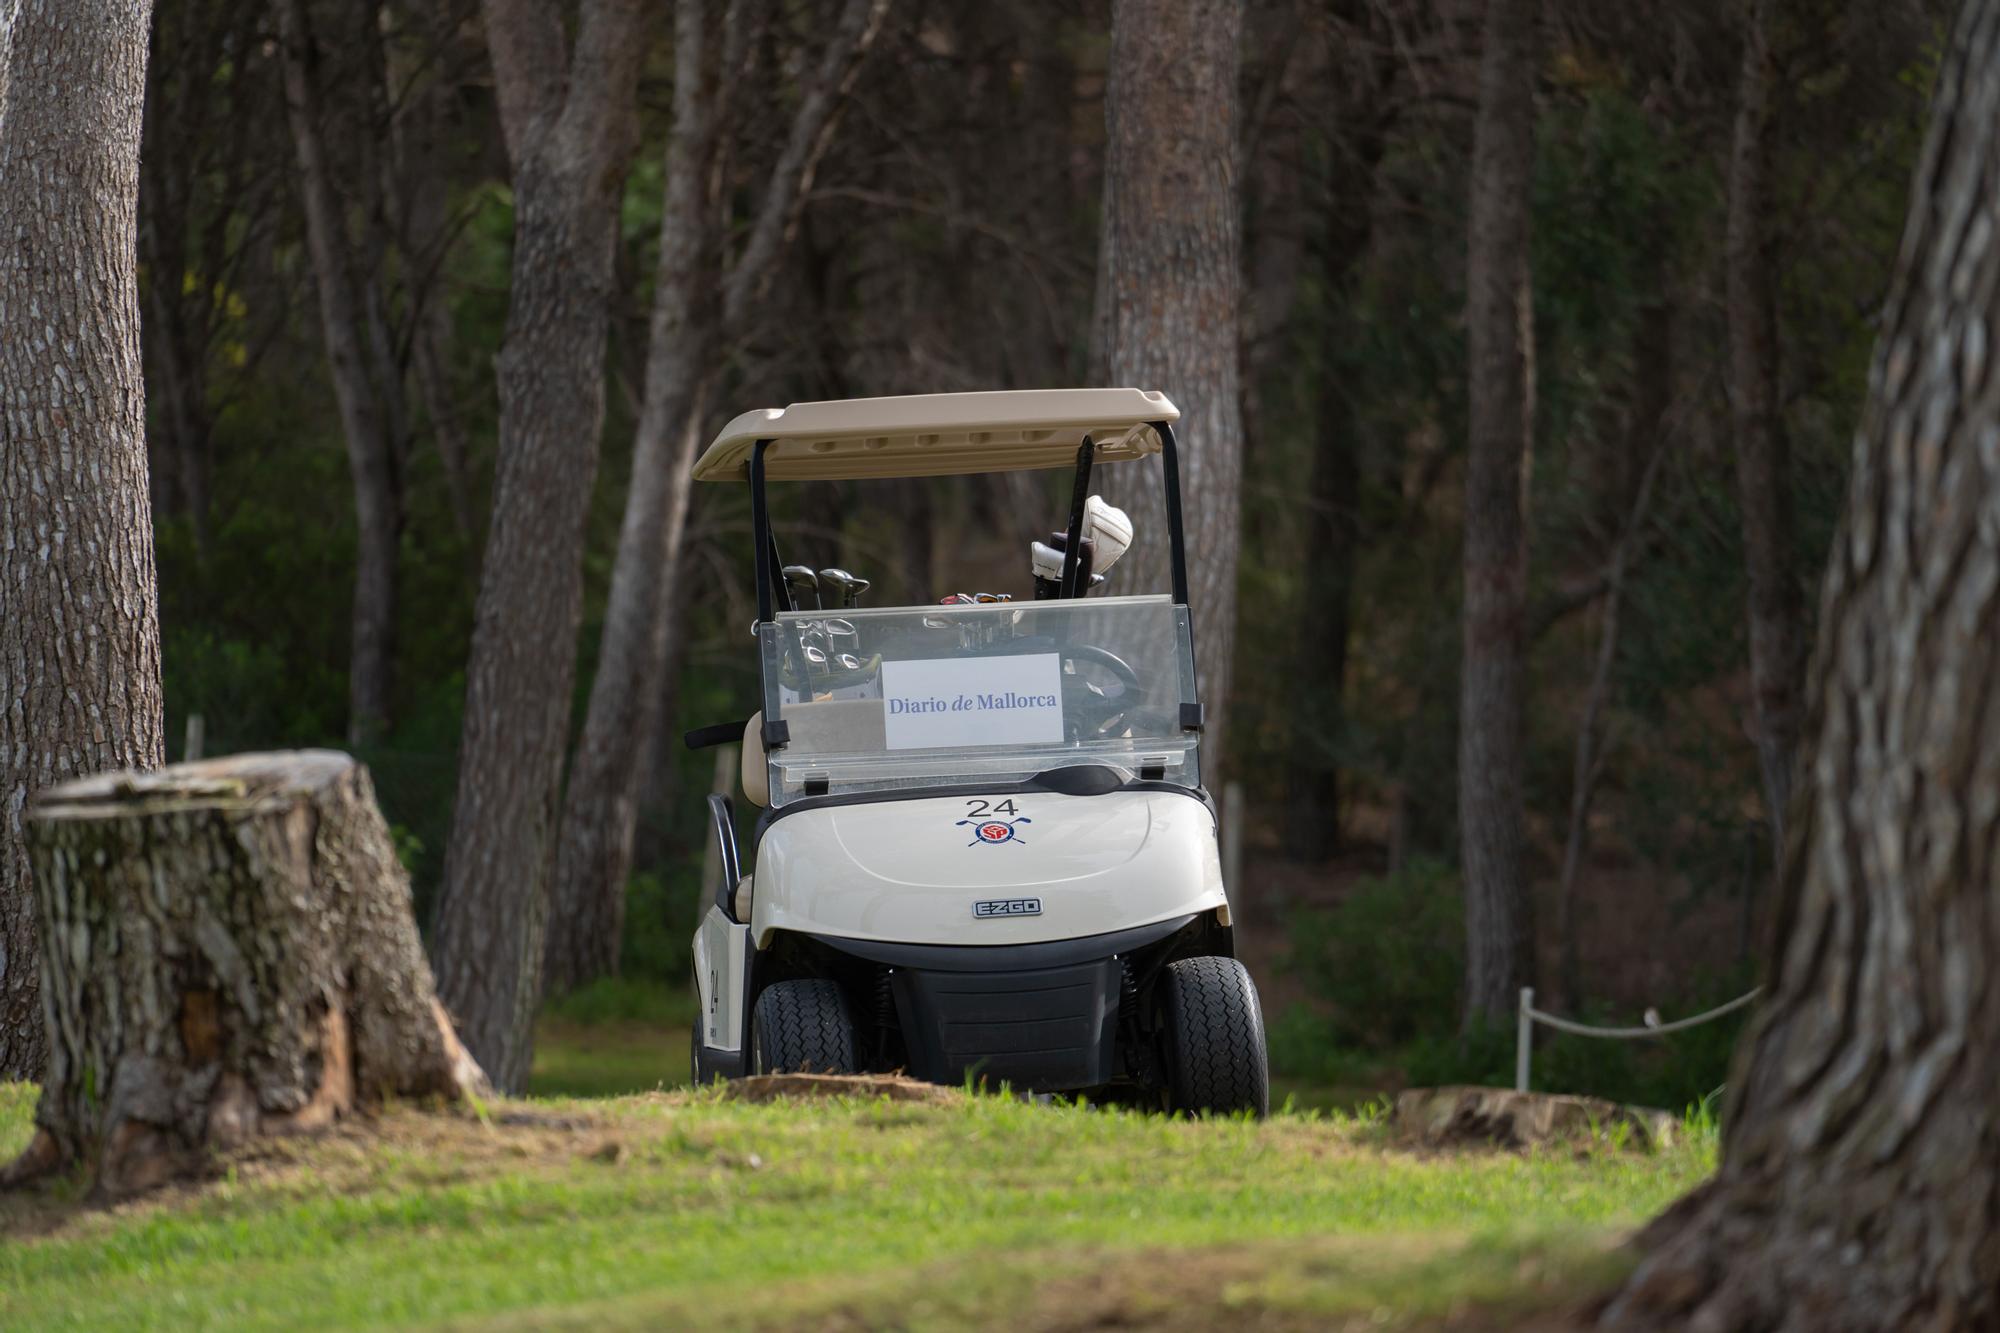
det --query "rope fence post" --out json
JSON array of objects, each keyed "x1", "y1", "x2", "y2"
[
  {"x1": 1516, "y1": 986, "x2": 1533, "y2": 1092},
  {"x1": 1510, "y1": 985, "x2": 1764, "y2": 1098}
]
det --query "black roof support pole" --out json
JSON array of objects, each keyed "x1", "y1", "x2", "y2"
[
  {"x1": 1058, "y1": 436, "x2": 1095, "y2": 598},
  {"x1": 1152, "y1": 419, "x2": 1203, "y2": 732},
  {"x1": 748, "y1": 438, "x2": 794, "y2": 751},
  {"x1": 750, "y1": 438, "x2": 794, "y2": 620},
  {"x1": 1152, "y1": 419, "x2": 1192, "y2": 607}
]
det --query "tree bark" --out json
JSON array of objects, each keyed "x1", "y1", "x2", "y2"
[
  {"x1": 1458, "y1": 0, "x2": 1538, "y2": 1030},
  {"x1": 0, "y1": 0, "x2": 13, "y2": 120},
  {"x1": 3, "y1": 752, "x2": 483, "y2": 1200},
  {"x1": 276, "y1": 0, "x2": 402, "y2": 749},
  {"x1": 1090, "y1": 0, "x2": 1246, "y2": 762},
  {"x1": 544, "y1": 0, "x2": 886, "y2": 994},
  {"x1": 1726, "y1": 0, "x2": 1805, "y2": 867},
  {"x1": 430, "y1": 0, "x2": 647, "y2": 1091},
  {"x1": 0, "y1": 0, "x2": 166, "y2": 1083},
  {"x1": 1600, "y1": 3, "x2": 2000, "y2": 1325}
]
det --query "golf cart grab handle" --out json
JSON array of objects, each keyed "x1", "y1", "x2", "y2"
[
  {"x1": 687, "y1": 717, "x2": 790, "y2": 751},
  {"x1": 685, "y1": 719, "x2": 750, "y2": 751}
]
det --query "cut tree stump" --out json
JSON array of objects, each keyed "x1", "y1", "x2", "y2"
[{"x1": 2, "y1": 751, "x2": 484, "y2": 1198}]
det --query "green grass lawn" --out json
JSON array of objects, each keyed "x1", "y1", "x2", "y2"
[
  {"x1": 525, "y1": 979, "x2": 697, "y2": 1100},
  {"x1": 0, "y1": 1051, "x2": 1712, "y2": 1331}
]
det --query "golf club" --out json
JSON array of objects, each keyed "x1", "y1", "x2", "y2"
[
  {"x1": 783, "y1": 565, "x2": 822, "y2": 612},
  {"x1": 817, "y1": 567, "x2": 870, "y2": 609}
]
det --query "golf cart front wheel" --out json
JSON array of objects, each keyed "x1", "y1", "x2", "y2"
[
  {"x1": 1159, "y1": 956, "x2": 1270, "y2": 1118},
  {"x1": 750, "y1": 978, "x2": 858, "y2": 1075}
]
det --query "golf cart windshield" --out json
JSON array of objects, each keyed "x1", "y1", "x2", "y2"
[{"x1": 757, "y1": 594, "x2": 1199, "y2": 806}]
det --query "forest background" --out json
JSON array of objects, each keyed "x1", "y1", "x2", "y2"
[{"x1": 34, "y1": 0, "x2": 1946, "y2": 1103}]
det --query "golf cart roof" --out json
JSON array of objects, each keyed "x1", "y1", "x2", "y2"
[{"x1": 692, "y1": 388, "x2": 1180, "y2": 482}]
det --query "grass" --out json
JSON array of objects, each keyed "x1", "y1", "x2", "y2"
[
  {"x1": 0, "y1": 1065, "x2": 1715, "y2": 1331},
  {"x1": 0, "y1": 988, "x2": 1716, "y2": 1328},
  {"x1": 527, "y1": 979, "x2": 696, "y2": 1100}
]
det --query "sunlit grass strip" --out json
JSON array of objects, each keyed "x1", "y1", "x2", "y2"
[{"x1": 0, "y1": 1084, "x2": 1714, "y2": 1330}]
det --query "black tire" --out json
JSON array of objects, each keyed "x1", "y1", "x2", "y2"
[
  {"x1": 1158, "y1": 956, "x2": 1269, "y2": 1117},
  {"x1": 750, "y1": 978, "x2": 857, "y2": 1075}
]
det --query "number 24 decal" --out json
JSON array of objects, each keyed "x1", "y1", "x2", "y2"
[{"x1": 964, "y1": 798, "x2": 1019, "y2": 818}]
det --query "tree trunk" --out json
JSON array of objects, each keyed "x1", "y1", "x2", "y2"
[
  {"x1": 1458, "y1": 0, "x2": 1538, "y2": 1030},
  {"x1": 1600, "y1": 4, "x2": 2000, "y2": 1325},
  {"x1": 544, "y1": 0, "x2": 885, "y2": 994},
  {"x1": 276, "y1": 0, "x2": 401, "y2": 749},
  {"x1": 430, "y1": 0, "x2": 647, "y2": 1091},
  {"x1": 0, "y1": 0, "x2": 12, "y2": 118},
  {"x1": 1726, "y1": 0, "x2": 1804, "y2": 867},
  {"x1": 542, "y1": 0, "x2": 728, "y2": 996},
  {"x1": 3, "y1": 752, "x2": 483, "y2": 1200},
  {"x1": 0, "y1": 0, "x2": 166, "y2": 1083},
  {"x1": 1091, "y1": 0, "x2": 1246, "y2": 761}
]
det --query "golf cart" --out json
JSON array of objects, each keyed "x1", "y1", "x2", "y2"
[{"x1": 684, "y1": 388, "x2": 1268, "y2": 1115}]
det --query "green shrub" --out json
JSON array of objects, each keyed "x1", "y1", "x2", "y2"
[
  {"x1": 620, "y1": 869, "x2": 701, "y2": 984},
  {"x1": 1282, "y1": 857, "x2": 1463, "y2": 1048}
]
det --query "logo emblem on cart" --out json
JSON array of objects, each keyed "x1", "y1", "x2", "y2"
[
  {"x1": 958, "y1": 815, "x2": 1031, "y2": 846},
  {"x1": 974, "y1": 898, "x2": 1042, "y2": 917}
]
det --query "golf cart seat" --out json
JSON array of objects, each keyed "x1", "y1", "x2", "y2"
[
  {"x1": 740, "y1": 700, "x2": 891, "y2": 807},
  {"x1": 733, "y1": 875, "x2": 754, "y2": 920},
  {"x1": 741, "y1": 712, "x2": 770, "y2": 806}
]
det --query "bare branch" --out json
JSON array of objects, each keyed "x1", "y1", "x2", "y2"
[{"x1": 722, "y1": 0, "x2": 891, "y2": 328}]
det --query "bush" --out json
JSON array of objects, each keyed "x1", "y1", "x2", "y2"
[
  {"x1": 620, "y1": 869, "x2": 702, "y2": 984},
  {"x1": 1282, "y1": 857, "x2": 1463, "y2": 1048}
]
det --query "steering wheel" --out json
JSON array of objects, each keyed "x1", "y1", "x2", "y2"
[{"x1": 1062, "y1": 645, "x2": 1144, "y2": 739}]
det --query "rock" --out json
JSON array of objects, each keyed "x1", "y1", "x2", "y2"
[{"x1": 1392, "y1": 1085, "x2": 1677, "y2": 1152}]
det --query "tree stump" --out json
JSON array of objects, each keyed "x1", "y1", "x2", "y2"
[{"x1": 2, "y1": 751, "x2": 483, "y2": 1198}]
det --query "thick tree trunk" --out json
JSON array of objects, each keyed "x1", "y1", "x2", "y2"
[
  {"x1": 0, "y1": 0, "x2": 166, "y2": 1083},
  {"x1": 0, "y1": 0, "x2": 12, "y2": 118},
  {"x1": 1091, "y1": 0, "x2": 1246, "y2": 761},
  {"x1": 544, "y1": 0, "x2": 885, "y2": 994},
  {"x1": 1458, "y1": 0, "x2": 1538, "y2": 1029},
  {"x1": 1726, "y1": 0, "x2": 1804, "y2": 865},
  {"x1": 3, "y1": 753, "x2": 482, "y2": 1200},
  {"x1": 430, "y1": 0, "x2": 646, "y2": 1091},
  {"x1": 276, "y1": 0, "x2": 401, "y2": 749},
  {"x1": 543, "y1": 0, "x2": 727, "y2": 995},
  {"x1": 1601, "y1": 4, "x2": 2000, "y2": 1325}
]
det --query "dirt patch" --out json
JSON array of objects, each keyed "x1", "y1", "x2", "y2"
[
  {"x1": 0, "y1": 1099, "x2": 619, "y2": 1242},
  {"x1": 722, "y1": 1073, "x2": 962, "y2": 1105},
  {"x1": 1392, "y1": 1086, "x2": 1676, "y2": 1153}
]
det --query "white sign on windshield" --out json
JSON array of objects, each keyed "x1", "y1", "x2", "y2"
[{"x1": 879, "y1": 653, "x2": 1065, "y2": 750}]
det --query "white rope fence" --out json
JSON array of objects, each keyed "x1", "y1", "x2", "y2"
[{"x1": 1514, "y1": 985, "x2": 1762, "y2": 1092}]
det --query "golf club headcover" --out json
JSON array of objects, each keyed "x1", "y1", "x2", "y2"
[
  {"x1": 1081, "y1": 496, "x2": 1132, "y2": 572},
  {"x1": 1030, "y1": 540, "x2": 1066, "y2": 583}
]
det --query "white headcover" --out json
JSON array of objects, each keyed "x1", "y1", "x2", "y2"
[
  {"x1": 1029, "y1": 496, "x2": 1135, "y2": 584},
  {"x1": 1031, "y1": 540, "x2": 1066, "y2": 582},
  {"x1": 1082, "y1": 496, "x2": 1133, "y2": 571}
]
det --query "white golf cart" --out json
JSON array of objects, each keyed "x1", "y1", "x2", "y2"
[{"x1": 684, "y1": 388, "x2": 1267, "y2": 1115}]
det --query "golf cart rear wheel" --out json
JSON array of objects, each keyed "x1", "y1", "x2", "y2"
[
  {"x1": 750, "y1": 979, "x2": 858, "y2": 1075},
  {"x1": 1159, "y1": 956, "x2": 1269, "y2": 1118}
]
